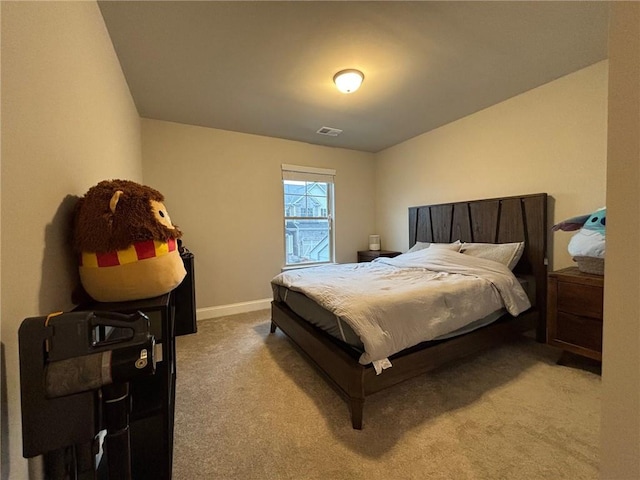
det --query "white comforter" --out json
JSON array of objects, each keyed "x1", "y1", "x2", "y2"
[{"x1": 271, "y1": 248, "x2": 531, "y2": 369}]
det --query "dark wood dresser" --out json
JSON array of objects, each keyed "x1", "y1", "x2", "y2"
[
  {"x1": 547, "y1": 267, "x2": 604, "y2": 361},
  {"x1": 357, "y1": 250, "x2": 401, "y2": 262}
]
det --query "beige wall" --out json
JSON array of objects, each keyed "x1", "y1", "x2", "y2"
[
  {"x1": 1, "y1": 2, "x2": 142, "y2": 478},
  {"x1": 141, "y1": 119, "x2": 375, "y2": 311},
  {"x1": 375, "y1": 61, "x2": 608, "y2": 271},
  {"x1": 600, "y1": 2, "x2": 640, "y2": 478},
  {"x1": 2, "y1": 1, "x2": 638, "y2": 478}
]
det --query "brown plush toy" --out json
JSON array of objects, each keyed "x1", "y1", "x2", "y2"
[{"x1": 73, "y1": 179, "x2": 186, "y2": 302}]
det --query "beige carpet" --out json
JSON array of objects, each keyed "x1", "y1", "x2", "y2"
[{"x1": 173, "y1": 310, "x2": 600, "y2": 480}]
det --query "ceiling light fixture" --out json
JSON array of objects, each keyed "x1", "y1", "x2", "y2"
[{"x1": 333, "y1": 69, "x2": 364, "y2": 94}]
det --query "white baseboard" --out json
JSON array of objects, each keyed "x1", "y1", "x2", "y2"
[{"x1": 196, "y1": 298, "x2": 271, "y2": 321}]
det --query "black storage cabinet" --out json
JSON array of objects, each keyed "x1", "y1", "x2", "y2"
[{"x1": 86, "y1": 294, "x2": 176, "y2": 479}]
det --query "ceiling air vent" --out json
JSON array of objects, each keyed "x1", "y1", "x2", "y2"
[{"x1": 316, "y1": 126, "x2": 342, "y2": 137}]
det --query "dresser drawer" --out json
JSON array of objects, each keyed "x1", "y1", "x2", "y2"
[
  {"x1": 547, "y1": 267, "x2": 604, "y2": 361},
  {"x1": 555, "y1": 312, "x2": 603, "y2": 353},
  {"x1": 557, "y1": 282, "x2": 603, "y2": 318}
]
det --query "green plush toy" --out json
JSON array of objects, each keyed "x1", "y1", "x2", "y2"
[{"x1": 552, "y1": 207, "x2": 606, "y2": 259}]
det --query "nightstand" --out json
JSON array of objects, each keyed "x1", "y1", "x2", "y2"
[
  {"x1": 547, "y1": 267, "x2": 604, "y2": 361},
  {"x1": 357, "y1": 250, "x2": 401, "y2": 263}
]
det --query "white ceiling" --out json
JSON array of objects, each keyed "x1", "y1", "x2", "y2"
[{"x1": 98, "y1": 1, "x2": 609, "y2": 153}]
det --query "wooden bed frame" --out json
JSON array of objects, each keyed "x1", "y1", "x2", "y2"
[{"x1": 270, "y1": 193, "x2": 548, "y2": 429}]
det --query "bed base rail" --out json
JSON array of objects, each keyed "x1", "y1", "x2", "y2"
[{"x1": 271, "y1": 300, "x2": 538, "y2": 429}]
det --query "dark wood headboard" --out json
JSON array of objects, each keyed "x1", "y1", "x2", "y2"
[{"x1": 408, "y1": 193, "x2": 548, "y2": 340}]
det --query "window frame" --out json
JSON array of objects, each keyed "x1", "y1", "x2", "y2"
[{"x1": 281, "y1": 164, "x2": 336, "y2": 268}]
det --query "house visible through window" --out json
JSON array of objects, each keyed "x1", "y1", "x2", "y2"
[{"x1": 282, "y1": 164, "x2": 335, "y2": 267}]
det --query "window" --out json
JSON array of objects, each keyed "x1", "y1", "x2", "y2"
[{"x1": 282, "y1": 164, "x2": 335, "y2": 267}]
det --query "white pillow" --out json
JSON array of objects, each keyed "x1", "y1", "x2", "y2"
[
  {"x1": 407, "y1": 240, "x2": 461, "y2": 253},
  {"x1": 459, "y1": 242, "x2": 525, "y2": 270}
]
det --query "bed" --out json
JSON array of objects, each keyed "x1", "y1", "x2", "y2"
[{"x1": 270, "y1": 193, "x2": 548, "y2": 429}]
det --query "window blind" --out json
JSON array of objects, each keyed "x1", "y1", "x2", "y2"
[{"x1": 281, "y1": 164, "x2": 336, "y2": 183}]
